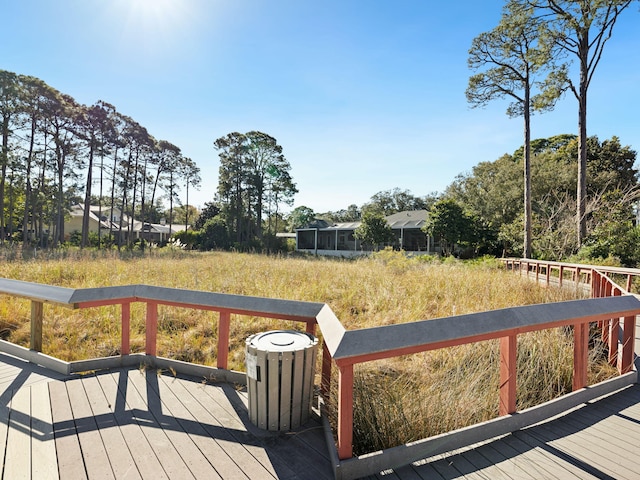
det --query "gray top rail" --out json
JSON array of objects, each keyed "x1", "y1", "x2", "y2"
[
  {"x1": 0, "y1": 277, "x2": 327, "y2": 320},
  {"x1": 328, "y1": 296, "x2": 640, "y2": 363}
]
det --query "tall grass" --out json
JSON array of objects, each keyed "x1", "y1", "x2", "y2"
[{"x1": 0, "y1": 248, "x2": 609, "y2": 454}]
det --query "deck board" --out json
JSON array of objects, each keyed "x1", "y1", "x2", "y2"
[
  {"x1": 172, "y1": 372, "x2": 277, "y2": 478},
  {"x1": 5, "y1": 386, "x2": 31, "y2": 479},
  {"x1": 66, "y1": 378, "x2": 115, "y2": 479},
  {"x1": 50, "y1": 381, "x2": 89, "y2": 480},
  {"x1": 155, "y1": 374, "x2": 251, "y2": 479},
  {"x1": 127, "y1": 368, "x2": 222, "y2": 479},
  {"x1": 30, "y1": 381, "x2": 59, "y2": 480},
  {"x1": 114, "y1": 369, "x2": 196, "y2": 479}
]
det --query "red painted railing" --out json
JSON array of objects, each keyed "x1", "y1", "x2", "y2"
[{"x1": 501, "y1": 258, "x2": 640, "y2": 377}]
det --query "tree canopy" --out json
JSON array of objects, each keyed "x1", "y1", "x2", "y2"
[
  {"x1": 213, "y1": 131, "x2": 296, "y2": 250},
  {"x1": 0, "y1": 69, "x2": 200, "y2": 249},
  {"x1": 445, "y1": 134, "x2": 639, "y2": 262},
  {"x1": 353, "y1": 211, "x2": 394, "y2": 251}
]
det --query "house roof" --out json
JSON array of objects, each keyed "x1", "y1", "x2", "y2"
[
  {"x1": 385, "y1": 210, "x2": 428, "y2": 229},
  {"x1": 69, "y1": 205, "x2": 186, "y2": 234},
  {"x1": 332, "y1": 221, "x2": 361, "y2": 230},
  {"x1": 297, "y1": 210, "x2": 429, "y2": 232}
]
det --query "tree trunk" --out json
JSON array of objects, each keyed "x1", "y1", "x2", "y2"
[
  {"x1": 0, "y1": 113, "x2": 9, "y2": 244},
  {"x1": 23, "y1": 115, "x2": 37, "y2": 246},
  {"x1": 109, "y1": 147, "x2": 118, "y2": 245},
  {"x1": 523, "y1": 85, "x2": 532, "y2": 259},
  {"x1": 81, "y1": 141, "x2": 95, "y2": 248},
  {"x1": 576, "y1": 81, "x2": 588, "y2": 246}
]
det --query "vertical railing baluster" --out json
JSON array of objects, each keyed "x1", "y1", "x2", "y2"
[
  {"x1": 499, "y1": 335, "x2": 517, "y2": 415},
  {"x1": 217, "y1": 311, "x2": 231, "y2": 369},
  {"x1": 321, "y1": 342, "x2": 332, "y2": 398},
  {"x1": 146, "y1": 301, "x2": 158, "y2": 356},
  {"x1": 619, "y1": 315, "x2": 636, "y2": 374},
  {"x1": 30, "y1": 300, "x2": 43, "y2": 352},
  {"x1": 573, "y1": 322, "x2": 589, "y2": 391},
  {"x1": 121, "y1": 301, "x2": 131, "y2": 355},
  {"x1": 337, "y1": 363, "x2": 354, "y2": 460}
]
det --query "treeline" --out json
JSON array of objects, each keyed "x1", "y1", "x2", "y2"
[
  {"x1": 303, "y1": 134, "x2": 639, "y2": 265},
  {"x1": 0, "y1": 70, "x2": 200, "y2": 248}
]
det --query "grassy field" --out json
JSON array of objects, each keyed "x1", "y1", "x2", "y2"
[{"x1": 0, "y1": 248, "x2": 611, "y2": 454}]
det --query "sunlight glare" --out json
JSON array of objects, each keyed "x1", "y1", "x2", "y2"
[{"x1": 115, "y1": 0, "x2": 196, "y2": 59}]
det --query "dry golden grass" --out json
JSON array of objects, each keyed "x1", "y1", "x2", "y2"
[{"x1": 0, "y1": 247, "x2": 612, "y2": 454}]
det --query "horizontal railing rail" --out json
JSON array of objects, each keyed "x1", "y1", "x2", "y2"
[{"x1": 1, "y1": 264, "x2": 640, "y2": 480}]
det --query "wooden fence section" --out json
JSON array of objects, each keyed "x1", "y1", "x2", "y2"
[{"x1": 1, "y1": 267, "x2": 640, "y2": 480}]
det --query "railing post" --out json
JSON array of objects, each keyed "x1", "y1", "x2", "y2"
[
  {"x1": 121, "y1": 302, "x2": 131, "y2": 355},
  {"x1": 305, "y1": 321, "x2": 316, "y2": 336},
  {"x1": 30, "y1": 300, "x2": 43, "y2": 352},
  {"x1": 146, "y1": 301, "x2": 158, "y2": 356},
  {"x1": 619, "y1": 315, "x2": 636, "y2": 374},
  {"x1": 321, "y1": 342, "x2": 332, "y2": 398},
  {"x1": 626, "y1": 274, "x2": 633, "y2": 293},
  {"x1": 559, "y1": 265, "x2": 564, "y2": 287},
  {"x1": 217, "y1": 311, "x2": 230, "y2": 369},
  {"x1": 545, "y1": 265, "x2": 551, "y2": 287},
  {"x1": 499, "y1": 335, "x2": 517, "y2": 416},
  {"x1": 604, "y1": 281, "x2": 612, "y2": 298},
  {"x1": 608, "y1": 317, "x2": 619, "y2": 366},
  {"x1": 573, "y1": 322, "x2": 588, "y2": 391},
  {"x1": 607, "y1": 289, "x2": 622, "y2": 365},
  {"x1": 337, "y1": 363, "x2": 354, "y2": 460}
]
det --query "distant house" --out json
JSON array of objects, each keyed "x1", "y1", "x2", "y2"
[
  {"x1": 65, "y1": 205, "x2": 186, "y2": 244},
  {"x1": 295, "y1": 210, "x2": 441, "y2": 257}
]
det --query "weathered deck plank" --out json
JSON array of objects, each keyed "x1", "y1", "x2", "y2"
[
  {"x1": 50, "y1": 380, "x2": 88, "y2": 480},
  {"x1": 30, "y1": 381, "x2": 59, "y2": 480},
  {"x1": 5, "y1": 386, "x2": 31, "y2": 479},
  {"x1": 154, "y1": 374, "x2": 251, "y2": 479},
  {"x1": 511, "y1": 430, "x2": 601, "y2": 479},
  {"x1": 66, "y1": 378, "x2": 116, "y2": 479},
  {"x1": 368, "y1": 384, "x2": 640, "y2": 480},
  {"x1": 214, "y1": 379, "x2": 333, "y2": 479},
  {"x1": 178, "y1": 372, "x2": 284, "y2": 479}
]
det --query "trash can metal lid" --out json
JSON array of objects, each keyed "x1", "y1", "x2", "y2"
[{"x1": 249, "y1": 330, "x2": 317, "y2": 352}]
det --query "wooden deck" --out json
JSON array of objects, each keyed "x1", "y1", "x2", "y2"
[
  {"x1": 0, "y1": 354, "x2": 333, "y2": 480},
  {"x1": 3, "y1": 351, "x2": 640, "y2": 479},
  {"x1": 363, "y1": 383, "x2": 640, "y2": 480}
]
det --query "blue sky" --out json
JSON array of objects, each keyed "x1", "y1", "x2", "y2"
[{"x1": 2, "y1": 0, "x2": 639, "y2": 213}]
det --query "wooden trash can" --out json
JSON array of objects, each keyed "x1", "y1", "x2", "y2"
[{"x1": 245, "y1": 330, "x2": 318, "y2": 431}]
